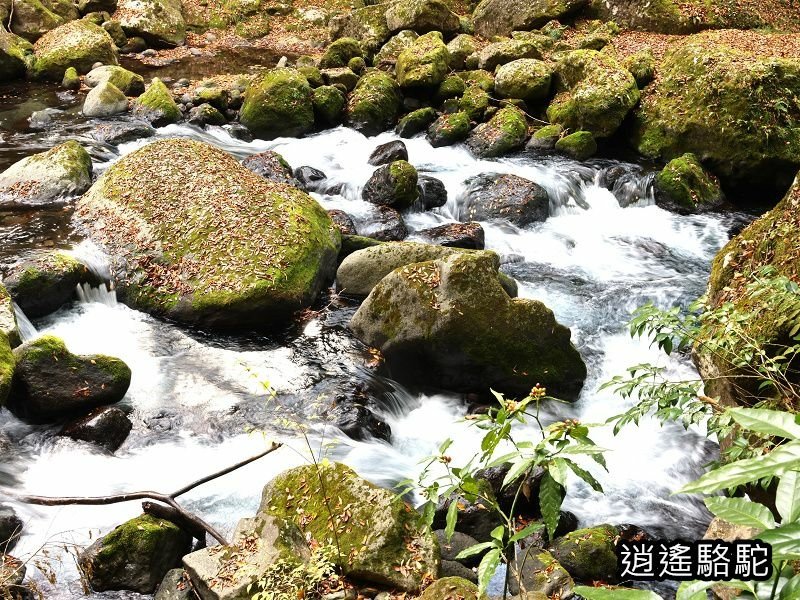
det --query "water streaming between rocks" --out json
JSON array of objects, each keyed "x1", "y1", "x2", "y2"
[{"x1": 0, "y1": 82, "x2": 746, "y2": 597}]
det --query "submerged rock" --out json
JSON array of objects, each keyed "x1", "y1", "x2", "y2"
[
  {"x1": 346, "y1": 70, "x2": 402, "y2": 136},
  {"x1": 362, "y1": 160, "x2": 419, "y2": 210},
  {"x1": 240, "y1": 68, "x2": 314, "y2": 140},
  {"x1": 59, "y1": 406, "x2": 133, "y2": 451},
  {"x1": 8, "y1": 335, "x2": 131, "y2": 422},
  {"x1": 242, "y1": 150, "x2": 301, "y2": 188},
  {"x1": 351, "y1": 252, "x2": 586, "y2": 399},
  {"x1": 473, "y1": 0, "x2": 587, "y2": 37},
  {"x1": 115, "y1": 0, "x2": 186, "y2": 46},
  {"x1": 76, "y1": 139, "x2": 340, "y2": 330},
  {"x1": 30, "y1": 19, "x2": 118, "y2": 79},
  {"x1": 460, "y1": 173, "x2": 549, "y2": 227},
  {"x1": 0, "y1": 141, "x2": 92, "y2": 210},
  {"x1": 80, "y1": 514, "x2": 192, "y2": 593},
  {"x1": 259, "y1": 462, "x2": 439, "y2": 591},
  {"x1": 327, "y1": 400, "x2": 391, "y2": 442}
]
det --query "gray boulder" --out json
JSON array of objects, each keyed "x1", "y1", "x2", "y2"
[
  {"x1": 473, "y1": 0, "x2": 587, "y2": 38},
  {"x1": 385, "y1": 0, "x2": 460, "y2": 35},
  {"x1": 460, "y1": 173, "x2": 549, "y2": 227},
  {"x1": 83, "y1": 80, "x2": 129, "y2": 117},
  {"x1": 115, "y1": 0, "x2": 186, "y2": 46}
]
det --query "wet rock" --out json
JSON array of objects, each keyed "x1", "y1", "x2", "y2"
[
  {"x1": 548, "y1": 524, "x2": 619, "y2": 583},
  {"x1": 294, "y1": 165, "x2": 328, "y2": 191},
  {"x1": 30, "y1": 20, "x2": 118, "y2": 79},
  {"x1": 475, "y1": 462, "x2": 544, "y2": 517},
  {"x1": 435, "y1": 530, "x2": 482, "y2": 567},
  {"x1": 357, "y1": 206, "x2": 407, "y2": 241},
  {"x1": 90, "y1": 120, "x2": 155, "y2": 145},
  {"x1": 80, "y1": 514, "x2": 192, "y2": 593},
  {"x1": 396, "y1": 106, "x2": 437, "y2": 138},
  {"x1": 260, "y1": 462, "x2": 439, "y2": 591},
  {"x1": 240, "y1": 68, "x2": 314, "y2": 140},
  {"x1": 8, "y1": 335, "x2": 131, "y2": 422},
  {"x1": 62, "y1": 65, "x2": 81, "y2": 90},
  {"x1": 467, "y1": 106, "x2": 528, "y2": 159},
  {"x1": 28, "y1": 107, "x2": 62, "y2": 128},
  {"x1": 654, "y1": 153, "x2": 724, "y2": 214},
  {"x1": 58, "y1": 406, "x2": 133, "y2": 451},
  {"x1": 0, "y1": 331, "x2": 14, "y2": 409},
  {"x1": 225, "y1": 122, "x2": 252, "y2": 141},
  {"x1": 132, "y1": 78, "x2": 181, "y2": 125},
  {"x1": 419, "y1": 577, "x2": 480, "y2": 599},
  {"x1": 0, "y1": 141, "x2": 92, "y2": 210},
  {"x1": 327, "y1": 400, "x2": 391, "y2": 441},
  {"x1": 319, "y1": 37, "x2": 364, "y2": 69},
  {"x1": 554, "y1": 130, "x2": 597, "y2": 160},
  {"x1": 0, "y1": 555, "x2": 26, "y2": 597},
  {"x1": 416, "y1": 174, "x2": 447, "y2": 210},
  {"x1": 527, "y1": 123, "x2": 563, "y2": 152},
  {"x1": 83, "y1": 80, "x2": 129, "y2": 117},
  {"x1": 328, "y1": 209, "x2": 357, "y2": 235},
  {"x1": 510, "y1": 548, "x2": 574, "y2": 597},
  {"x1": 415, "y1": 222, "x2": 484, "y2": 250},
  {"x1": 460, "y1": 173, "x2": 549, "y2": 227},
  {"x1": 85, "y1": 64, "x2": 145, "y2": 95},
  {"x1": 427, "y1": 112, "x2": 470, "y2": 147},
  {"x1": 187, "y1": 103, "x2": 226, "y2": 126},
  {"x1": 351, "y1": 252, "x2": 586, "y2": 399},
  {"x1": 396, "y1": 31, "x2": 449, "y2": 89},
  {"x1": 368, "y1": 140, "x2": 408, "y2": 166},
  {"x1": 76, "y1": 139, "x2": 340, "y2": 330},
  {"x1": 241, "y1": 150, "x2": 301, "y2": 187},
  {"x1": 362, "y1": 160, "x2": 419, "y2": 210},
  {"x1": 155, "y1": 568, "x2": 196, "y2": 600},
  {"x1": 385, "y1": 0, "x2": 460, "y2": 36},
  {"x1": 0, "y1": 29, "x2": 33, "y2": 80},
  {"x1": 115, "y1": 0, "x2": 185, "y2": 46},
  {"x1": 0, "y1": 284, "x2": 20, "y2": 349},
  {"x1": 346, "y1": 70, "x2": 402, "y2": 136},
  {"x1": 339, "y1": 234, "x2": 383, "y2": 260},
  {"x1": 0, "y1": 507, "x2": 23, "y2": 552}
]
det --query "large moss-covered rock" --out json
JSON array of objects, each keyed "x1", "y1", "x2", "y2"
[
  {"x1": 447, "y1": 34, "x2": 476, "y2": 70},
  {"x1": 458, "y1": 85, "x2": 490, "y2": 121},
  {"x1": 466, "y1": 106, "x2": 528, "y2": 159},
  {"x1": 9, "y1": 0, "x2": 78, "y2": 42},
  {"x1": 3, "y1": 250, "x2": 97, "y2": 317},
  {"x1": 0, "y1": 141, "x2": 92, "y2": 209},
  {"x1": 0, "y1": 285, "x2": 19, "y2": 349},
  {"x1": 0, "y1": 333, "x2": 13, "y2": 409},
  {"x1": 511, "y1": 548, "x2": 573, "y2": 597},
  {"x1": 312, "y1": 85, "x2": 346, "y2": 126},
  {"x1": 239, "y1": 68, "x2": 314, "y2": 139},
  {"x1": 85, "y1": 64, "x2": 145, "y2": 95},
  {"x1": 555, "y1": 130, "x2": 596, "y2": 160},
  {"x1": 547, "y1": 49, "x2": 639, "y2": 138},
  {"x1": 373, "y1": 29, "x2": 417, "y2": 68},
  {"x1": 631, "y1": 33, "x2": 800, "y2": 193},
  {"x1": 494, "y1": 59, "x2": 552, "y2": 102},
  {"x1": 83, "y1": 80, "x2": 129, "y2": 117},
  {"x1": 131, "y1": 77, "x2": 181, "y2": 125},
  {"x1": 0, "y1": 29, "x2": 33, "y2": 79},
  {"x1": 8, "y1": 335, "x2": 131, "y2": 422},
  {"x1": 385, "y1": 0, "x2": 460, "y2": 36},
  {"x1": 473, "y1": 0, "x2": 587, "y2": 38},
  {"x1": 319, "y1": 36, "x2": 364, "y2": 69},
  {"x1": 396, "y1": 106, "x2": 437, "y2": 137},
  {"x1": 346, "y1": 70, "x2": 402, "y2": 136},
  {"x1": 259, "y1": 462, "x2": 439, "y2": 592},
  {"x1": 79, "y1": 514, "x2": 192, "y2": 593},
  {"x1": 329, "y1": 4, "x2": 389, "y2": 55},
  {"x1": 76, "y1": 139, "x2": 340, "y2": 330},
  {"x1": 350, "y1": 252, "x2": 586, "y2": 399},
  {"x1": 114, "y1": 0, "x2": 185, "y2": 46},
  {"x1": 478, "y1": 38, "x2": 542, "y2": 71},
  {"x1": 427, "y1": 111, "x2": 470, "y2": 147},
  {"x1": 548, "y1": 525, "x2": 618, "y2": 583},
  {"x1": 30, "y1": 19, "x2": 118, "y2": 79},
  {"x1": 396, "y1": 31, "x2": 449, "y2": 89},
  {"x1": 362, "y1": 160, "x2": 418, "y2": 210},
  {"x1": 420, "y1": 577, "x2": 484, "y2": 599},
  {"x1": 654, "y1": 153, "x2": 724, "y2": 213}
]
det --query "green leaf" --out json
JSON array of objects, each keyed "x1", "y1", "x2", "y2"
[
  {"x1": 509, "y1": 521, "x2": 544, "y2": 544},
  {"x1": 454, "y1": 541, "x2": 495, "y2": 560},
  {"x1": 573, "y1": 586, "x2": 662, "y2": 600},
  {"x1": 563, "y1": 458, "x2": 603, "y2": 493},
  {"x1": 490, "y1": 525, "x2": 505, "y2": 542},
  {"x1": 703, "y1": 497, "x2": 775, "y2": 530},
  {"x1": 779, "y1": 573, "x2": 800, "y2": 599},
  {"x1": 444, "y1": 498, "x2": 459, "y2": 542},
  {"x1": 678, "y1": 442, "x2": 800, "y2": 494},
  {"x1": 477, "y1": 548, "x2": 501, "y2": 596},
  {"x1": 676, "y1": 581, "x2": 717, "y2": 600},
  {"x1": 730, "y1": 408, "x2": 800, "y2": 440},
  {"x1": 776, "y1": 470, "x2": 800, "y2": 523},
  {"x1": 539, "y1": 471, "x2": 563, "y2": 540},
  {"x1": 502, "y1": 458, "x2": 534, "y2": 489},
  {"x1": 549, "y1": 458, "x2": 569, "y2": 486},
  {"x1": 757, "y1": 523, "x2": 800, "y2": 559}
]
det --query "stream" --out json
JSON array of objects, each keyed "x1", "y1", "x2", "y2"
[{"x1": 0, "y1": 75, "x2": 743, "y2": 598}]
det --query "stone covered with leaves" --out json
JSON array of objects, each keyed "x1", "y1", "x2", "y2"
[
  {"x1": 76, "y1": 139, "x2": 340, "y2": 330},
  {"x1": 259, "y1": 462, "x2": 440, "y2": 592},
  {"x1": 396, "y1": 30, "x2": 449, "y2": 89}
]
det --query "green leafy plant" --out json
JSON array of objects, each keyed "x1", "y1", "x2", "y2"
[{"x1": 249, "y1": 544, "x2": 341, "y2": 600}]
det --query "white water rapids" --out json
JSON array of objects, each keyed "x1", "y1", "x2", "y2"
[{"x1": 1, "y1": 124, "x2": 737, "y2": 598}]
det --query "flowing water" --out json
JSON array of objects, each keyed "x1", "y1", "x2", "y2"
[{"x1": 0, "y1": 83, "x2": 746, "y2": 598}]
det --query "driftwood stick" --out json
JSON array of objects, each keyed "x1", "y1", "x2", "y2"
[{"x1": 142, "y1": 501, "x2": 210, "y2": 546}]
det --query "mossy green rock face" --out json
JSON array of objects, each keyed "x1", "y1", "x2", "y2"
[
  {"x1": 385, "y1": 0, "x2": 460, "y2": 36},
  {"x1": 511, "y1": 548, "x2": 573, "y2": 597},
  {"x1": 9, "y1": 0, "x2": 78, "y2": 42},
  {"x1": 114, "y1": 0, "x2": 185, "y2": 47},
  {"x1": 239, "y1": 68, "x2": 314, "y2": 139},
  {"x1": 132, "y1": 77, "x2": 181, "y2": 125},
  {"x1": 329, "y1": 4, "x2": 390, "y2": 55},
  {"x1": 346, "y1": 70, "x2": 402, "y2": 136},
  {"x1": 427, "y1": 111, "x2": 471, "y2": 148},
  {"x1": 374, "y1": 29, "x2": 418, "y2": 68},
  {"x1": 0, "y1": 284, "x2": 20, "y2": 349},
  {"x1": 362, "y1": 160, "x2": 419, "y2": 210},
  {"x1": 30, "y1": 19, "x2": 118, "y2": 79},
  {"x1": 319, "y1": 37, "x2": 364, "y2": 69},
  {"x1": 351, "y1": 252, "x2": 586, "y2": 399},
  {"x1": 495, "y1": 58, "x2": 552, "y2": 102},
  {"x1": 473, "y1": 0, "x2": 587, "y2": 38},
  {"x1": 260, "y1": 462, "x2": 439, "y2": 592},
  {"x1": 434, "y1": 75, "x2": 465, "y2": 104},
  {"x1": 655, "y1": 153, "x2": 723, "y2": 213},
  {"x1": 554, "y1": 130, "x2": 596, "y2": 160},
  {"x1": 0, "y1": 332, "x2": 13, "y2": 408},
  {"x1": 547, "y1": 49, "x2": 639, "y2": 138},
  {"x1": 447, "y1": 34, "x2": 476, "y2": 70},
  {"x1": 478, "y1": 39, "x2": 542, "y2": 71},
  {"x1": 312, "y1": 85, "x2": 346, "y2": 126},
  {"x1": 466, "y1": 106, "x2": 528, "y2": 158},
  {"x1": 458, "y1": 85, "x2": 489, "y2": 121},
  {"x1": 420, "y1": 577, "x2": 484, "y2": 599},
  {"x1": 79, "y1": 514, "x2": 192, "y2": 593},
  {"x1": 623, "y1": 48, "x2": 655, "y2": 87},
  {"x1": 632, "y1": 33, "x2": 800, "y2": 193},
  {"x1": 9, "y1": 335, "x2": 131, "y2": 422},
  {"x1": 396, "y1": 31, "x2": 449, "y2": 89},
  {"x1": 0, "y1": 140, "x2": 93, "y2": 209},
  {"x1": 528, "y1": 123, "x2": 564, "y2": 151},
  {"x1": 76, "y1": 139, "x2": 340, "y2": 330},
  {"x1": 85, "y1": 64, "x2": 145, "y2": 95},
  {"x1": 62, "y1": 65, "x2": 81, "y2": 89},
  {"x1": 548, "y1": 525, "x2": 619, "y2": 583},
  {"x1": 0, "y1": 29, "x2": 34, "y2": 80},
  {"x1": 3, "y1": 250, "x2": 97, "y2": 317},
  {"x1": 396, "y1": 106, "x2": 437, "y2": 138}
]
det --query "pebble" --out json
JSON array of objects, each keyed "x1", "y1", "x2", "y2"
[{"x1": 142, "y1": 48, "x2": 157, "y2": 57}]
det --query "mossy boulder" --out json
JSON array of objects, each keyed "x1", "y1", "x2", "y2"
[
  {"x1": 396, "y1": 106, "x2": 437, "y2": 138},
  {"x1": 473, "y1": 0, "x2": 587, "y2": 38},
  {"x1": 458, "y1": 85, "x2": 490, "y2": 121},
  {"x1": 466, "y1": 106, "x2": 528, "y2": 158},
  {"x1": 76, "y1": 139, "x2": 340, "y2": 330},
  {"x1": 511, "y1": 548, "x2": 573, "y2": 597},
  {"x1": 62, "y1": 65, "x2": 81, "y2": 89},
  {"x1": 329, "y1": 4, "x2": 390, "y2": 55},
  {"x1": 8, "y1": 335, "x2": 131, "y2": 422},
  {"x1": 478, "y1": 38, "x2": 542, "y2": 71},
  {"x1": 241, "y1": 150, "x2": 300, "y2": 187},
  {"x1": 396, "y1": 30, "x2": 449, "y2": 89},
  {"x1": 549, "y1": 525, "x2": 619, "y2": 583},
  {"x1": 362, "y1": 160, "x2": 419, "y2": 210},
  {"x1": 373, "y1": 29, "x2": 418, "y2": 68},
  {"x1": 0, "y1": 333, "x2": 14, "y2": 408},
  {"x1": 321, "y1": 66, "x2": 359, "y2": 91},
  {"x1": 239, "y1": 68, "x2": 314, "y2": 139},
  {"x1": 30, "y1": 19, "x2": 118, "y2": 79},
  {"x1": 434, "y1": 74, "x2": 466, "y2": 104},
  {"x1": 319, "y1": 36, "x2": 363, "y2": 69},
  {"x1": 385, "y1": 0, "x2": 460, "y2": 36},
  {"x1": 259, "y1": 462, "x2": 439, "y2": 592},
  {"x1": 9, "y1": 0, "x2": 78, "y2": 42},
  {"x1": 312, "y1": 85, "x2": 346, "y2": 126},
  {"x1": 350, "y1": 251, "x2": 586, "y2": 399},
  {"x1": 0, "y1": 140, "x2": 93, "y2": 209},
  {"x1": 547, "y1": 49, "x2": 639, "y2": 138},
  {"x1": 494, "y1": 58, "x2": 552, "y2": 102},
  {"x1": 554, "y1": 130, "x2": 596, "y2": 160},
  {"x1": 346, "y1": 70, "x2": 402, "y2": 136},
  {"x1": 79, "y1": 514, "x2": 192, "y2": 593},
  {"x1": 131, "y1": 77, "x2": 181, "y2": 125},
  {"x1": 187, "y1": 102, "x2": 226, "y2": 126},
  {"x1": 631, "y1": 33, "x2": 800, "y2": 194},
  {"x1": 85, "y1": 64, "x2": 145, "y2": 95},
  {"x1": 528, "y1": 123, "x2": 564, "y2": 151},
  {"x1": 0, "y1": 284, "x2": 20, "y2": 349},
  {"x1": 420, "y1": 577, "x2": 484, "y2": 599},
  {"x1": 114, "y1": 0, "x2": 185, "y2": 46},
  {"x1": 457, "y1": 69, "x2": 494, "y2": 93},
  {"x1": 447, "y1": 34, "x2": 476, "y2": 70},
  {"x1": 83, "y1": 80, "x2": 129, "y2": 117},
  {"x1": 654, "y1": 153, "x2": 724, "y2": 213},
  {"x1": 623, "y1": 48, "x2": 655, "y2": 87},
  {"x1": 0, "y1": 29, "x2": 34, "y2": 80},
  {"x1": 427, "y1": 111, "x2": 471, "y2": 147}
]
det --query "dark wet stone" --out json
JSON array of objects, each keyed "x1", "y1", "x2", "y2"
[
  {"x1": 357, "y1": 206, "x2": 407, "y2": 241},
  {"x1": 415, "y1": 221, "x2": 484, "y2": 249},
  {"x1": 90, "y1": 121, "x2": 156, "y2": 145},
  {"x1": 368, "y1": 140, "x2": 408, "y2": 166},
  {"x1": 328, "y1": 209, "x2": 357, "y2": 235},
  {"x1": 59, "y1": 406, "x2": 133, "y2": 452},
  {"x1": 416, "y1": 174, "x2": 447, "y2": 210}
]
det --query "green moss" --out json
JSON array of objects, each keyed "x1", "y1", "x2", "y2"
[
  {"x1": 339, "y1": 234, "x2": 383, "y2": 260},
  {"x1": 97, "y1": 515, "x2": 182, "y2": 563},
  {"x1": 90, "y1": 65, "x2": 144, "y2": 96},
  {"x1": 388, "y1": 160, "x2": 419, "y2": 209},
  {"x1": 555, "y1": 130, "x2": 597, "y2": 160},
  {"x1": 346, "y1": 70, "x2": 402, "y2": 136},
  {"x1": 458, "y1": 85, "x2": 490, "y2": 121},
  {"x1": 420, "y1": 577, "x2": 484, "y2": 599},
  {"x1": 297, "y1": 66, "x2": 323, "y2": 87},
  {"x1": 622, "y1": 48, "x2": 655, "y2": 87},
  {"x1": 396, "y1": 30, "x2": 449, "y2": 89},
  {"x1": 20, "y1": 334, "x2": 72, "y2": 365},
  {"x1": 61, "y1": 65, "x2": 80, "y2": 89},
  {"x1": 395, "y1": 107, "x2": 436, "y2": 138},
  {"x1": 494, "y1": 58, "x2": 552, "y2": 102},
  {"x1": 457, "y1": 70, "x2": 494, "y2": 92},
  {"x1": 655, "y1": 153, "x2": 722, "y2": 211},
  {"x1": 478, "y1": 39, "x2": 542, "y2": 71},
  {"x1": 31, "y1": 19, "x2": 118, "y2": 80},
  {"x1": 0, "y1": 29, "x2": 34, "y2": 80},
  {"x1": 549, "y1": 525, "x2": 618, "y2": 583},
  {"x1": 534, "y1": 123, "x2": 564, "y2": 140},
  {"x1": 467, "y1": 106, "x2": 528, "y2": 158},
  {"x1": 434, "y1": 74, "x2": 466, "y2": 104},
  {"x1": 133, "y1": 77, "x2": 181, "y2": 124},
  {"x1": 312, "y1": 85, "x2": 345, "y2": 126},
  {"x1": 320, "y1": 37, "x2": 364, "y2": 68},
  {"x1": 240, "y1": 68, "x2": 314, "y2": 139},
  {"x1": 427, "y1": 111, "x2": 471, "y2": 147},
  {"x1": 447, "y1": 34, "x2": 476, "y2": 69},
  {"x1": 329, "y1": 5, "x2": 389, "y2": 55},
  {"x1": 0, "y1": 333, "x2": 14, "y2": 407}
]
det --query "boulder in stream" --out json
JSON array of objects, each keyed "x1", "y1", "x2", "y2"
[
  {"x1": 0, "y1": 507, "x2": 23, "y2": 552},
  {"x1": 83, "y1": 80, "x2": 129, "y2": 117},
  {"x1": 362, "y1": 160, "x2": 419, "y2": 210},
  {"x1": 460, "y1": 173, "x2": 549, "y2": 227},
  {"x1": 0, "y1": 141, "x2": 92, "y2": 210},
  {"x1": 346, "y1": 70, "x2": 402, "y2": 136},
  {"x1": 240, "y1": 68, "x2": 314, "y2": 140},
  {"x1": 415, "y1": 221, "x2": 485, "y2": 249},
  {"x1": 30, "y1": 19, "x2": 118, "y2": 79},
  {"x1": 466, "y1": 106, "x2": 528, "y2": 159},
  {"x1": 8, "y1": 335, "x2": 131, "y2": 422},
  {"x1": 76, "y1": 138, "x2": 341, "y2": 330},
  {"x1": 0, "y1": 284, "x2": 20, "y2": 348},
  {"x1": 85, "y1": 64, "x2": 145, "y2": 95},
  {"x1": 58, "y1": 405, "x2": 133, "y2": 451},
  {"x1": 654, "y1": 153, "x2": 724, "y2": 214},
  {"x1": 368, "y1": 140, "x2": 408, "y2": 166},
  {"x1": 416, "y1": 174, "x2": 447, "y2": 210},
  {"x1": 0, "y1": 334, "x2": 12, "y2": 410},
  {"x1": 350, "y1": 251, "x2": 586, "y2": 399},
  {"x1": 357, "y1": 205, "x2": 407, "y2": 241},
  {"x1": 132, "y1": 77, "x2": 181, "y2": 125},
  {"x1": 241, "y1": 150, "x2": 302, "y2": 188},
  {"x1": 0, "y1": 29, "x2": 33, "y2": 80},
  {"x1": 548, "y1": 524, "x2": 619, "y2": 583}
]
